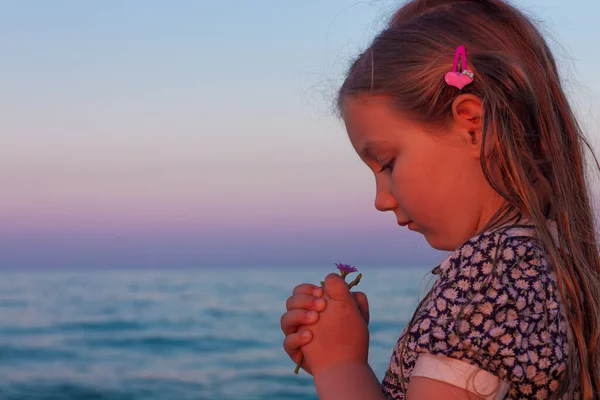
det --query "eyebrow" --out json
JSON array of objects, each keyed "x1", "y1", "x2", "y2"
[{"x1": 359, "y1": 140, "x2": 391, "y2": 158}]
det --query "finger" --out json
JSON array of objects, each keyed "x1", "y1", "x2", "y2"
[
  {"x1": 293, "y1": 283, "x2": 324, "y2": 297},
  {"x1": 286, "y1": 293, "x2": 327, "y2": 312},
  {"x1": 353, "y1": 291, "x2": 370, "y2": 325},
  {"x1": 280, "y1": 309, "x2": 319, "y2": 336},
  {"x1": 283, "y1": 330, "x2": 313, "y2": 363},
  {"x1": 323, "y1": 273, "x2": 353, "y2": 302}
]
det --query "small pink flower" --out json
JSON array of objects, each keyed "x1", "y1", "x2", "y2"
[
  {"x1": 516, "y1": 279, "x2": 529, "y2": 290},
  {"x1": 443, "y1": 288, "x2": 458, "y2": 300},
  {"x1": 503, "y1": 357, "x2": 516, "y2": 367},
  {"x1": 461, "y1": 244, "x2": 474, "y2": 257},
  {"x1": 448, "y1": 333, "x2": 460, "y2": 346},
  {"x1": 500, "y1": 333, "x2": 513, "y2": 345},
  {"x1": 489, "y1": 326, "x2": 505, "y2": 337},
  {"x1": 511, "y1": 268, "x2": 522, "y2": 280},
  {"x1": 335, "y1": 262, "x2": 358, "y2": 277},
  {"x1": 471, "y1": 313, "x2": 484, "y2": 326},
  {"x1": 434, "y1": 341, "x2": 448, "y2": 351},
  {"x1": 436, "y1": 298, "x2": 447, "y2": 311},
  {"x1": 521, "y1": 384, "x2": 532, "y2": 395},
  {"x1": 541, "y1": 347, "x2": 552, "y2": 357},
  {"x1": 478, "y1": 302, "x2": 494, "y2": 315},
  {"x1": 503, "y1": 247, "x2": 515, "y2": 260},
  {"x1": 513, "y1": 365, "x2": 524, "y2": 379},
  {"x1": 457, "y1": 279, "x2": 470, "y2": 291},
  {"x1": 496, "y1": 293, "x2": 509, "y2": 305},
  {"x1": 482, "y1": 261, "x2": 493, "y2": 274}
]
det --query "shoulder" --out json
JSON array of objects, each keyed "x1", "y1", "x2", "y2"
[
  {"x1": 411, "y1": 225, "x2": 569, "y2": 390},
  {"x1": 432, "y1": 225, "x2": 564, "y2": 326},
  {"x1": 438, "y1": 225, "x2": 553, "y2": 295},
  {"x1": 423, "y1": 225, "x2": 559, "y2": 325}
]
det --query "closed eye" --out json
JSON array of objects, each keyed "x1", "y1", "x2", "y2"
[{"x1": 379, "y1": 158, "x2": 395, "y2": 173}]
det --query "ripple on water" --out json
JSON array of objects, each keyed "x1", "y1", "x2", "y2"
[{"x1": 0, "y1": 268, "x2": 429, "y2": 400}]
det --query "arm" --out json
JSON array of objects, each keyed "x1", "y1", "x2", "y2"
[
  {"x1": 313, "y1": 362, "x2": 387, "y2": 400},
  {"x1": 312, "y1": 362, "x2": 489, "y2": 400},
  {"x1": 407, "y1": 377, "x2": 486, "y2": 400}
]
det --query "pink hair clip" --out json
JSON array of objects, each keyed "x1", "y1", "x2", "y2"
[{"x1": 445, "y1": 45, "x2": 474, "y2": 89}]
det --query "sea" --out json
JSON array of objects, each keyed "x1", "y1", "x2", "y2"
[{"x1": 0, "y1": 267, "x2": 436, "y2": 400}]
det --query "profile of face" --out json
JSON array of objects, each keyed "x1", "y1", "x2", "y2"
[{"x1": 341, "y1": 94, "x2": 505, "y2": 251}]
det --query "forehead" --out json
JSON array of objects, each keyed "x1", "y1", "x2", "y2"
[
  {"x1": 342, "y1": 95, "x2": 394, "y2": 123},
  {"x1": 341, "y1": 95, "x2": 403, "y2": 153}
]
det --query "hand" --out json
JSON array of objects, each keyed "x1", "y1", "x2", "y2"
[
  {"x1": 298, "y1": 273, "x2": 370, "y2": 378},
  {"x1": 280, "y1": 283, "x2": 326, "y2": 375},
  {"x1": 280, "y1": 281, "x2": 370, "y2": 375}
]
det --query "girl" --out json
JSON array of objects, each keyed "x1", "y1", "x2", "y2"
[{"x1": 279, "y1": 0, "x2": 600, "y2": 399}]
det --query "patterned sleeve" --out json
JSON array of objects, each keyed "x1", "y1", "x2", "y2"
[{"x1": 411, "y1": 231, "x2": 568, "y2": 397}]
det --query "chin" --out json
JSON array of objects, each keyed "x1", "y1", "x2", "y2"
[{"x1": 422, "y1": 233, "x2": 455, "y2": 252}]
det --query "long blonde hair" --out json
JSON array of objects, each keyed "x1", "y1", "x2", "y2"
[{"x1": 336, "y1": 1, "x2": 600, "y2": 398}]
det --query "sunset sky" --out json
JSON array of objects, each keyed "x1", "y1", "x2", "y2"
[{"x1": 2, "y1": 0, "x2": 599, "y2": 269}]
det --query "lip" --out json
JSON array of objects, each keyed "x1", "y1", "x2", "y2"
[{"x1": 398, "y1": 220, "x2": 412, "y2": 227}]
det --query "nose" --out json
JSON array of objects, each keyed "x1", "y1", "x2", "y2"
[{"x1": 374, "y1": 185, "x2": 398, "y2": 212}]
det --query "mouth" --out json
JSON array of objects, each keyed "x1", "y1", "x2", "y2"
[{"x1": 397, "y1": 220, "x2": 412, "y2": 227}]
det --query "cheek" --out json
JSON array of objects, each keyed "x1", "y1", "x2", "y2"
[{"x1": 391, "y1": 148, "x2": 471, "y2": 215}]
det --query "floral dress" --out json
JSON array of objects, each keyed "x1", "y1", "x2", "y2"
[{"x1": 381, "y1": 222, "x2": 571, "y2": 399}]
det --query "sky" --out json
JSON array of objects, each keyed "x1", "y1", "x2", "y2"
[{"x1": 1, "y1": 1, "x2": 599, "y2": 269}]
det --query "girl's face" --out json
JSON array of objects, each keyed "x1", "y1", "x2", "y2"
[{"x1": 342, "y1": 94, "x2": 505, "y2": 251}]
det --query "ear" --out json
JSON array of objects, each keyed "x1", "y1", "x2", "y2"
[{"x1": 450, "y1": 94, "x2": 485, "y2": 158}]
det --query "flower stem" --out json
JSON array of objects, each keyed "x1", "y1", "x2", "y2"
[
  {"x1": 294, "y1": 273, "x2": 362, "y2": 374},
  {"x1": 294, "y1": 357, "x2": 303, "y2": 374},
  {"x1": 348, "y1": 273, "x2": 362, "y2": 289}
]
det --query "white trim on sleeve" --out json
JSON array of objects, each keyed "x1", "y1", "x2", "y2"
[{"x1": 411, "y1": 353, "x2": 510, "y2": 400}]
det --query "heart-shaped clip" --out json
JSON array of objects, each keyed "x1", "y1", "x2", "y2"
[{"x1": 445, "y1": 45, "x2": 474, "y2": 89}]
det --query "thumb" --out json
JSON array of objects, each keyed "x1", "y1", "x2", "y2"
[
  {"x1": 323, "y1": 273, "x2": 353, "y2": 302},
  {"x1": 353, "y1": 291, "x2": 370, "y2": 325}
]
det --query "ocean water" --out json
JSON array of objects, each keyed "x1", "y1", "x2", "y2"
[{"x1": 0, "y1": 267, "x2": 436, "y2": 400}]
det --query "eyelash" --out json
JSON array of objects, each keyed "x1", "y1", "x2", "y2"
[{"x1": 378, "y1": 158, "x2": 395, "y2": 173}]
